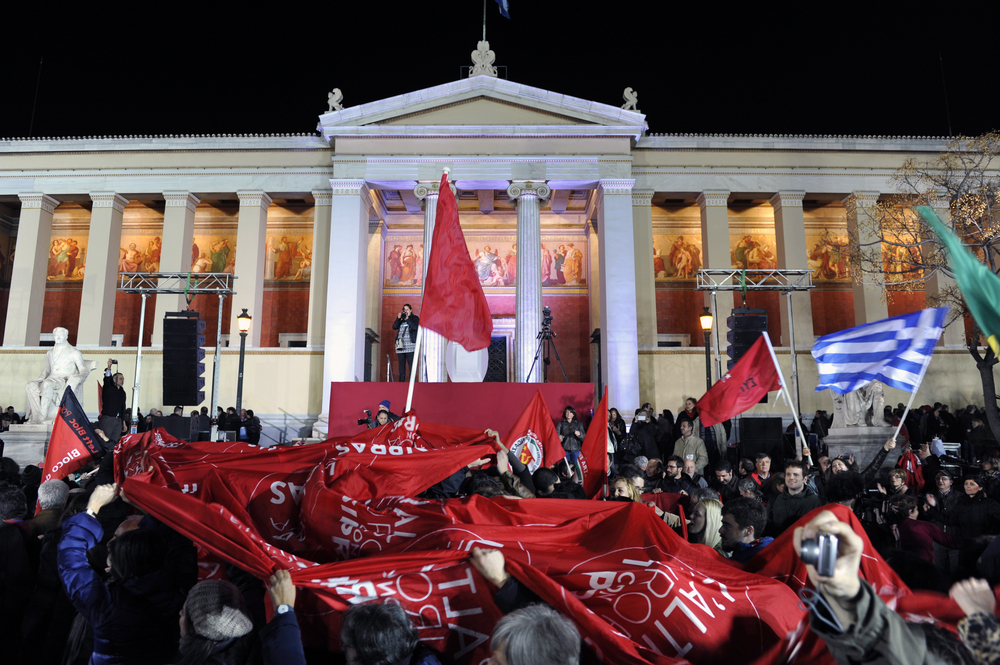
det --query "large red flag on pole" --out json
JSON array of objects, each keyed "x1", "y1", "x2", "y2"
[
  {"x1": 419, "y1": 172, "x2": 493, "y2": 352},
  {"x1": 502, "y1": 389, "x2": 564, "y2": 472},
  {"x1": 41, "y1": 386, "x2": 104, "y2": 485},
  {"x1": 579, "y1": 387, "x2": 609, "y2": 498},
  {"x1": 697, "y1": 333, "x2": 782, "y2": 426}
]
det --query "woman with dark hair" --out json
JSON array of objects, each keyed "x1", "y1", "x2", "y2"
[
  {"x1": 673, "y1": 397, "x2": 701, "y2": 441},
  {"x1": 175, "y1": 580, "x2": 255, "y2": 665},
  {"x1": 830, "y1": 437, "x2": 896, "y2": 485},
  {"x1": 58, "y1": 483, "x2": 197, "y2": 665},
  {"x1": 926, "y1": 474, "x2": 1000, "y2": 578},
  {"x1": 556, "y1": 406, "x2": 586, "y2": 481}
]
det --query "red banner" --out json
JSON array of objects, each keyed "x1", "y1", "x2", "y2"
[
  {"x1": 698, "y1": 334, "x2": 782, "y2": 427},
  {"x1": 579, "y1": 387, "x2": 609, "y2": 498},
  {"x1": 41, "y1": 386, "x2": 103, "y2": 485},
  {"x1": 502, "y1": 389, "x2": 565, "y2": 472}
]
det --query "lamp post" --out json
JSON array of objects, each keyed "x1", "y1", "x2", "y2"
[
  {"x1": 699, "y1": 307, "x2": 713, "y2": 391},
  {"x1": 235, "y1": 308, "x2": 251, "y2": 415}
]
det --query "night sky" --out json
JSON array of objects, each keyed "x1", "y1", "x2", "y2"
[{"x1": 3, "y1": 1, "x2": 998, "y2": 139}]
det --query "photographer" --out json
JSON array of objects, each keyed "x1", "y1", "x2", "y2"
[
  {"x1": 794, "y1": 510, "x2": 981, "y2": 665},
  {"x1": 361, "y1": 400, "x2": 399, "y2": 429},
  {"x1": 100, "y1": 358, "x2": 127, "y2": 448},
  {"x1": 392, "y1": 304, "x2": 418, "y2": 382}
]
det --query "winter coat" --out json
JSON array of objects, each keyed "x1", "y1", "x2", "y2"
[
  {"x1": 767, "y1": 489, "x2": 823, "y2": 536},
  {"x1": 926, "y1": 491, "x2": 1000, "y2": 539},
  {"x1": 557, "y1": 419, "x2": 586, "y2": 452},
  {"x1": 1, "y1": 521, "x2": 34, "y2": 661},
  {"x1": 58, "y1": 513, "x2": 197, "y2": 665},
  {"x1": 674, "y1": 435, "x2": 708, "y2": 476},
  {"x1": 391, "y1": 314, "x2": 419, "y2": 343}
]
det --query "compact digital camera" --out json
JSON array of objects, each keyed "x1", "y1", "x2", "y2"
[{"x1": 799, "y1": 533, "x2": 838, "y2": 578}]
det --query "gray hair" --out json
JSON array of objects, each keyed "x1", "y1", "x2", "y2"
[
  {"x1": 491, "y1": 604, "x2": 580, "y2": 665},
  {"x1": 37, "y1": 479, "x2": 69, "y2": 510},
  {"x1": 689, "y1": 487, "x2": 720, "y2": 505},
  {"x1": 633, "y1": 456, "x2": 649, "y2": 469}
]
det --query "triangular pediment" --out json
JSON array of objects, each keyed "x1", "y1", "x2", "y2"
[
  {"x1": 319, "y1": 76, "x2": 646, "y2": 139},
  {"x1": 377, "y1": 97, "x2": 591, "y2": 126}
]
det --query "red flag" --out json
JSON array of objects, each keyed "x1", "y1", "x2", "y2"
[
  {"x1": 502, "y1": 389, "x2": 565, "y2": 472},
  {"x1": 420, "y1": 172, "x2": 493, "y2": 351},
  {"x1": 579, "y1": 387, "x2": 609, "y2": 498},
  {"x1": 41, "y1": 387, "x2": 104, "y2": 485},
  {"x1": 697, "y1": 333, "x2": 782, "y2": 426}
]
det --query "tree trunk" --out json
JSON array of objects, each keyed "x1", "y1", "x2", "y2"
[{"x1": 969, "y1": 326, "x2": 1000, "y2": 442}]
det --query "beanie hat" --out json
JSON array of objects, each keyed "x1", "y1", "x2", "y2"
[
  {"x1": 378, "y1": 400, "x2": 391, "y2": 412},
  {"x1": 184, "y1": 580, "x2": 253, "y2": 641}
]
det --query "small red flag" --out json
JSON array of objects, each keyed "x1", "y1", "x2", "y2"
[
  {"x1": 41, "y1": 387, "x2": 104, "y2": 486},
  {"x1": 419, "y1": 172, "x2": 493, "y2": 351},
  {"x1": 697, "y1": 333, "x2": 782, "y2": 427},
  {"x1": 502, "y1": 389, "x2": 565, "y2": 472},
  {"x1": 579, "y1": 387, "x2": 609, "y2": 499}
]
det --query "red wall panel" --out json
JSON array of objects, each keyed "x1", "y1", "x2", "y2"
[
  {"x1": 42, "y1": 287, "x2": 83, "y2": 345},
  {"x1": 887, "y1": 291, "x2": 926, "y2": 318},
  {"x1": 260, "y1": 289, "x2": 309, "y2": 347},
  {"x1": 811, "y1": 290, "x2": 855, "y2": 337},
  {"x1": 113, "y1": 292, "x2": 157, "y2": 347},
  {"x1": 656, "y1": 290, "x2": 707, "y2": 345}
]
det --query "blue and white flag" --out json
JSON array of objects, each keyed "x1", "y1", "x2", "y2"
[
  {"x1": 494, "y1": 0, "x2": 510, "y2": 18},
  {"x1": 812, "y1": 307, "x2": 947, "y2": 394}
]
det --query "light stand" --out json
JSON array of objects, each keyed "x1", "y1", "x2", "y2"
[
  {"x1": 236, "y1": 308, "x2": 251, "y2": 415},
  {"x1": 699, "y1": 307, "x2": 713, "y2": 391}
]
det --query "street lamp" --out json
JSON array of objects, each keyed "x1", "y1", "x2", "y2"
[
  {"x1": 236, "y1": 308, "x2": 252, "y2": 415},
  {"x1": 699, "y1": 307, "x2": 713, "y2": 391}
]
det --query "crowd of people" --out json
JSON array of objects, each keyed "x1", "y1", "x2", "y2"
[{"x1": 3, "y1": 393, "x2": 1000, "y2": 664}]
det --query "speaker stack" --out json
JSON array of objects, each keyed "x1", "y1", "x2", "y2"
[{"x1": 162, "y1": 311, "x2": 206, "y2": 407}]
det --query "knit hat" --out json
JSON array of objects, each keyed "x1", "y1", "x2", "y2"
[
  {"x1": 378, "y1": 400, "x2": 391, "y2": 412},
  {"x1": 184, "y1": 580, "x2": 253, "y2": 641}
]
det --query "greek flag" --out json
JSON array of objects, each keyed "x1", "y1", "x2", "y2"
[
  {"x1": 812, "y1": 308, "x2": 947, "y2": 394},
  {"x1": 494, "y1": 0, "x2": 510, "y2": 18}
]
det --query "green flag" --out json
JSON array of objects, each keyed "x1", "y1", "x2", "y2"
[{"x1": 917, "y1": 205, "x2": 1000, "y2": 354}]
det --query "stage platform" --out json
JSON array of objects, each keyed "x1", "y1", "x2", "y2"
[{"x1": 328, "y1": 382, "x2": 595, "y2": 437}]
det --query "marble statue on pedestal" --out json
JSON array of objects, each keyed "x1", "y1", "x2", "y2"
[
  {"x1": 622, "y1": 88, "x2": 639, "y2": 112},
  {"x1": 831, "y1": 380, "x2": 885, "y2": 428},
  {"x1": 24, "y1": 327, "x2": 96, "y2": 423},
  {"x1": 327, "y1": 89, "x2": 344, "y2": 113}
]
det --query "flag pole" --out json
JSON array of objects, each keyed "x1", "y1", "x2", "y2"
[
  {"x1": 762, "y1": 332, "x2": 811, "y2": 462},
  {"x1": 893, "y1": 390, "x2": 918, "y2": 441}
]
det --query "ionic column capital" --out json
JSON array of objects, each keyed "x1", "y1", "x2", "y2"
[
  {"x1": 414, "y1": 180, "x2": 456, "y2": 200},
  {"x1": 507, "y1": 180, "x2": 551, "y2": 202},
  {"x1": 631, "y1": 190, "x2": 654, "y2": 207},
  {"x1": 696, "y1": 190, "x2": 730, "y2": 210},
  {"x1": 90, "y1": 192, "x2": 129, "y2": 213},
  {"x1": 842, "y1": 191, "x2": 881, "y2": 208},
  {"x1": 597, "y1": 179, "x2": 635, "y2": 197},
  {"x1": 18, "y1": 192, "x2": 59, "y2": 214},
  {"x1": 163, "y1": 191, "x2": 201, "y2": 212},
  {"x1": 236, "y1": 190, "x2": 272, "y2": 210},
  {"x1": 769, "y1": 191, "x2": 805, "y2": 211},
  {"x1": 311, "y1": 189, "x2": 334, "y2": 206}
]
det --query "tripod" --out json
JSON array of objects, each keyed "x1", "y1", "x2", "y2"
[{"x1": 526, "y1": 322, "x2": 568, "y2": 383}]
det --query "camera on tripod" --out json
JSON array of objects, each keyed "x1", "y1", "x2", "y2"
[{"x1": 542, "y1": 305, "x2": 553, "y2": 331}]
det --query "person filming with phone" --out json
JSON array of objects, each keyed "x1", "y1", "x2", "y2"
[
  {"x1": 392, "y1": 303, "x2": 419, "y2": 382},
  {"x1": 100, "y1": 358, "x2": 127, "y2": 448}
]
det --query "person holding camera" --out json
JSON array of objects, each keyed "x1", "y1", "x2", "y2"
[
  {"x1": 794, "y1": 510, "x2": 990, "y2": 665},
  {"x1": 100, "y1": 358, "x2": 127, "y2": 448},
  {"x1": 392, "y1": 304, "x2": 419, "y2": 382}
]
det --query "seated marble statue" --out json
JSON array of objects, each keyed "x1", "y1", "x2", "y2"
[
  {"x1": 25, "y1": 327, "x2": 96, "y2": 423},
  {"x1": 832, "y1": 381, "x2": 886, "y2": 428}
]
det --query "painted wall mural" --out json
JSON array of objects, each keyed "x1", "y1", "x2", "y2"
[
  {"x1": 265, "y1": 233, "x2": 313, "y2": 281},
  {"x1": 191, "y1": 234, "x2": 236, "y2": 273},
  {"x1": 46, "y1": 235, "x2": 87, "y2": 281},
  {"x1": 118, "y1": 233, "x2": 162, "y2": 273},
  {"x1": 652, "y1": 234, "x2": 702, "y2": 281},
  {"x1": 730, "y1": 233, "x2": 777, "y2": 270},
  {"x1": 805, "y1": 233, "x2": 850, "y2": 282},
  {"x1": 382, "y1": 235, "x2": 587, "y2": 288}
]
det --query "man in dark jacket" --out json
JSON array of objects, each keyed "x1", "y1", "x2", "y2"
[
  {"x1": 720, "y1": 497, "x2": 773, "y2": 563},
  {"x1": 392, "y1": 304, "x2": 419, "y2": 382},
  {"x1": 0, "y1": 486, "x2": 33, "y2": 663},
  {"x1": 652, "y1": 456, "x2": 697, "y2": 495},
  {"x1": 710, "y1": 460, "x2": 741, "y2": 502},
  {"x1": 100, "y1": 359, "x2": 127, "y2": 448},
  {"x1": 768, "y1": 460, "x2": 823, "y2": 536}
]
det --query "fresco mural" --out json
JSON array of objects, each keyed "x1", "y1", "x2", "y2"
[
  {"x1": 730, "y1": 233, "x2": 777, "y2": 270},
  {"x1": 265, "y1": 234, "x2": 313, "y2": 281},
  {"x1": 382, "y1": 236, "x2": 587, "y2": 288},
  {"x1": 45, "y1": 234, "x2": 87, "y2": 281},
  {"x1": 652, "y1": 234, "x2": 702, "y2": 280},
  {"x1": 118, "y1": 233, "x2": 162, "y2": 273},
  {"x1": 805, "y1": 233, "x2": 850, "y2": 282},
  {"x1": 191, "y1": 234, "x2": 236, "y2": 273}
]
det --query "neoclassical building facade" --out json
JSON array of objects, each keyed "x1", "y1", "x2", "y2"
[{"x1": 0, "y1": 73, "x2": 986, "y2": 435}]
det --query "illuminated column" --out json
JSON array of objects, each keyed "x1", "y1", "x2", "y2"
[
  {"x1": 229, "y1": 191, "x2": 271, "y2": 347},
  {"x1": 844, "y1": 191, "x2": 888, "y2": 324},
  {"x1": 152, "y1": 192, "x2": 199, "y2": 346},
  {"x1": 697, "y1": 190, "x2": 733, "y2": 370},
  {"x1": 415, "y1": 180, "x2": 448, "y2": 382},
  {"x1": 598, "y1": 179, "x2": 640, "y2": 411},
  {"x1": 4, "y1": 193, "x2": 58, "y2": 346},
  {"x1": 508, "y1": 180, "x2": 550, "y2": 382},
  {"x1": 307, "y1": 190, "x2": 332, "y2": 347},
  {"x1": 926, "y1": 196, "x2": 965, "y2": 346},
  {"x1": 321, "y1": 180, "x2": 369, "y2": 415},
  {"x1": 78, "y1": 192, "x2": 128, "y2": 346},
  {"x1": 771, "y1": 191, "x2": 814, "y2": 345},
  {"x1": 632, "y1": 191, "x2": 657, "y2": 348}
]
